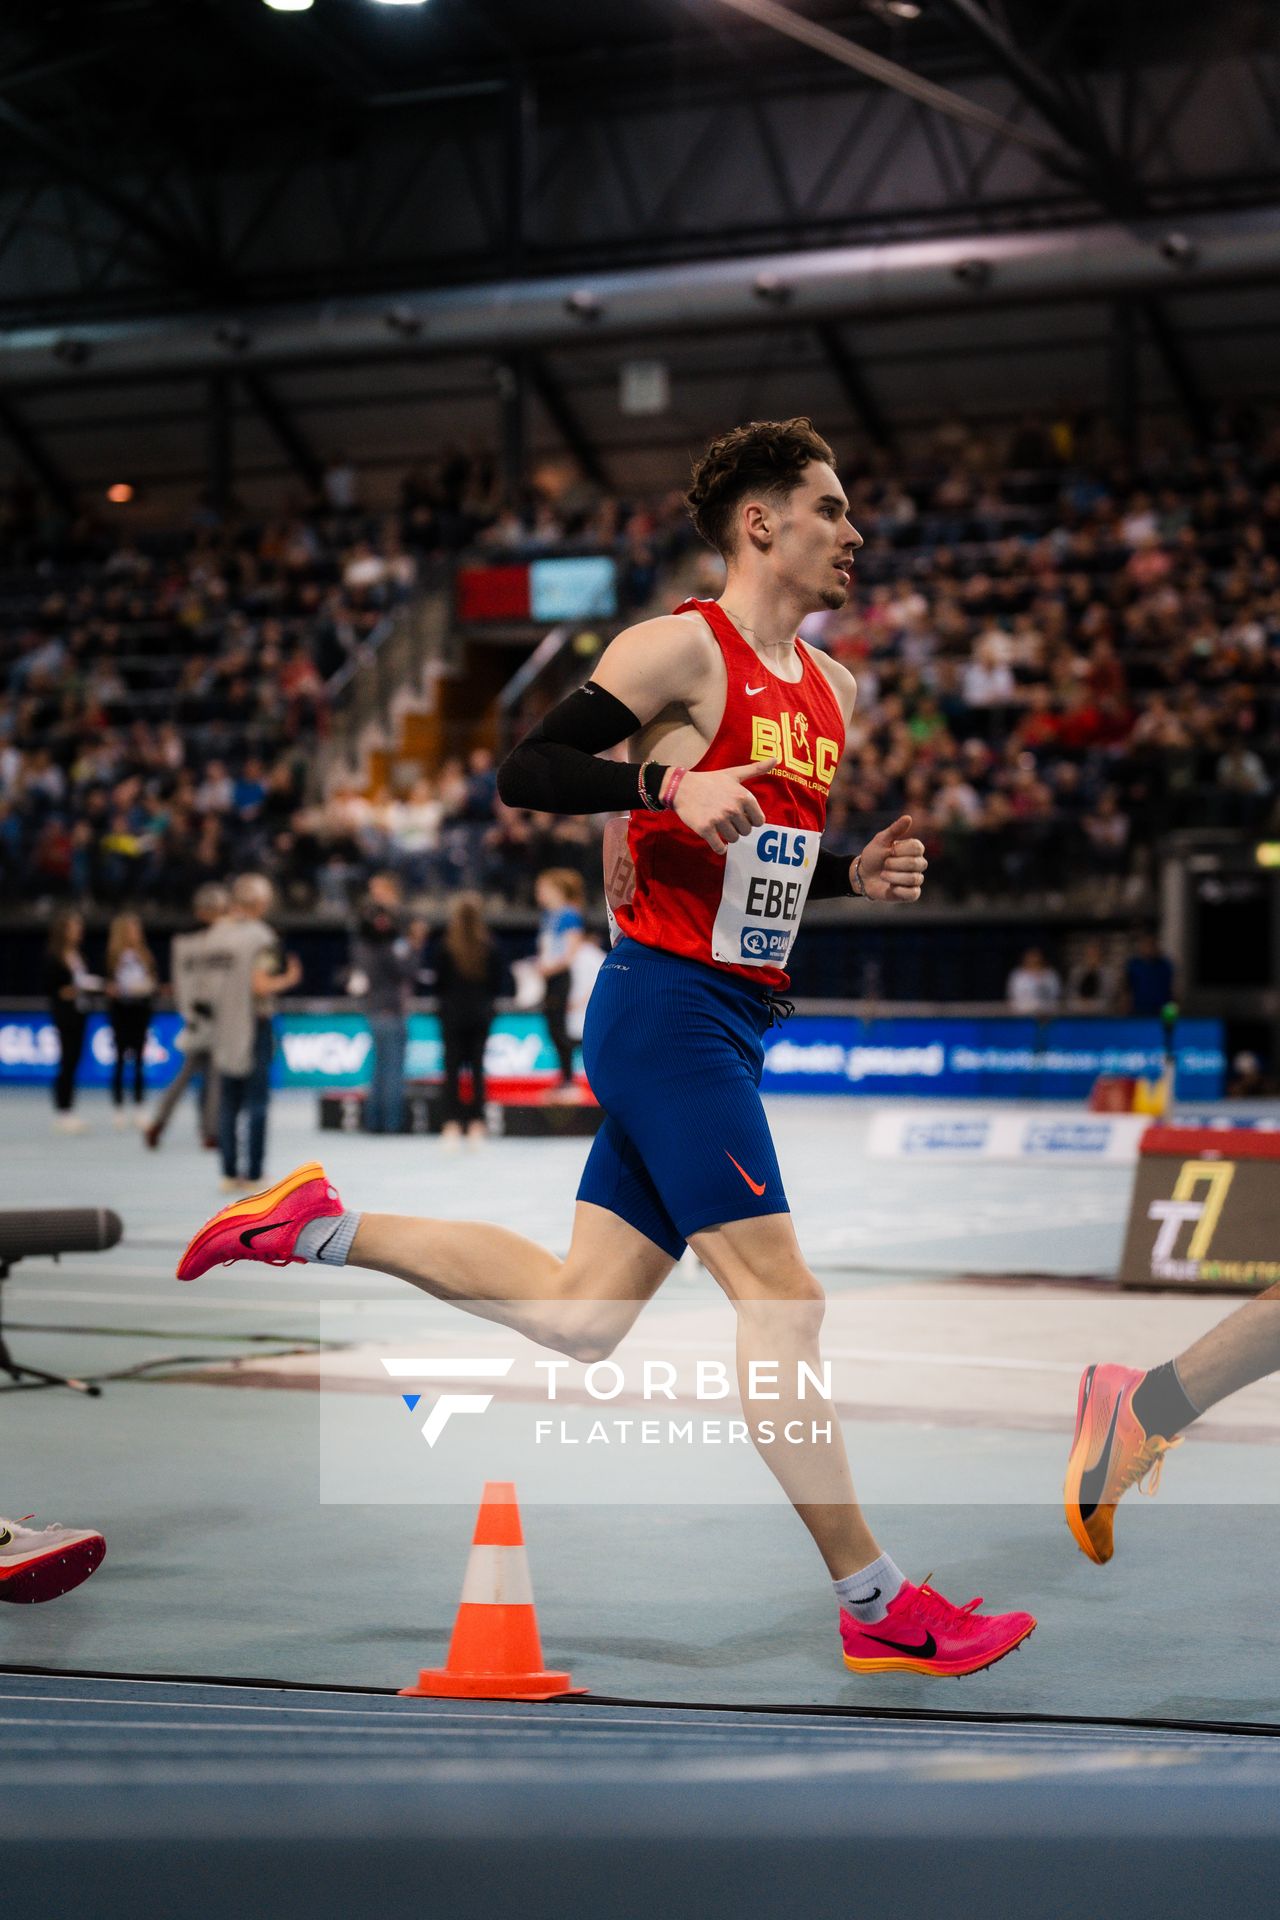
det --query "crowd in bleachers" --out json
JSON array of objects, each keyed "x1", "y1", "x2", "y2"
[
  {"x1": 800, "y1": 411, "x2": 1280, "y2": 901},
  {"x1": 0, "y1": 448, "x2": 683, "y2": 909},
  {"x1": 2, "y1": 415, "x2": 1278, "y2": 915}
]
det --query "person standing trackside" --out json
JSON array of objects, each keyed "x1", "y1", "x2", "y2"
[
  {"x1": 45, "y1": 909, "x2": 101, "y2": 1135},
  {"x1": 430, "y1": 892, "x2": 508, "y2": 1145},
  {"x1": 145, "y1": 883, "x2": 229, "y2": 1151},
  {"x1": 205, "y1": 874, "x2": 301, "y2": 1191},
  {"x1": 534, "y1": 868, "x2": 586, "y2": 1094},
  {"x1": 349, "y1": 872, "x2": 417, "y2": 1135},
  {"x1": 105, "y1": 912, "x2": 158, "y2": 1129}
]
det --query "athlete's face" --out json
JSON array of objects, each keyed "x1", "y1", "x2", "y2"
[{"x1": 753, "y1": 462, "x2": 862, "y2": 612}]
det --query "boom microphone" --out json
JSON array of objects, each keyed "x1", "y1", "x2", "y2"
[{"x1": 0, "y1": 1208, "x2": 123, "y2": 1267}]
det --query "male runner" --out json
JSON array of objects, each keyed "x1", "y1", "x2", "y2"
[
  {"x1": 1066, "y1": 1284, "x2": 1280, "y2": 1563},
  {"x1": 177, "y1": 419, "x2": 1036, "y2": 1679}
]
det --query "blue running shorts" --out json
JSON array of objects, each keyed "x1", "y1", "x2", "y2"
[{"x1": 577, "y1": 936, "x2": 790, "y2": 1258}]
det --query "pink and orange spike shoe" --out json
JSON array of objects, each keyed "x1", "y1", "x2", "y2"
[
  {"x1": 177, "y1": 1162, "x2": 344, "y2": 1282},
  {"x1": 1064, "y1": 1362, "x2": 1181, "y2": 1565},
  {"x1": 840, "y1": 1577, "x2": 1036, "y2": 1678}
]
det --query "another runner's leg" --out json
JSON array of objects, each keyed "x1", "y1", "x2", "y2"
[{"x1": 1156, "y1": 1280, "x2": 1280, "y2": 1426}]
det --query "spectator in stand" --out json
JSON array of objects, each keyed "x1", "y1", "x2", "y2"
[
  {"x1": 534, "y1": 867, "x2": 586, "y2": 1094},
  {"x1": 45, "y1": 909, "x2": 100, "y2": 1133},
  {"x1": 1125, "y1": 930, "x2": 1176, "y2": 1019},
  {"x1": 1081, "y1": 788, "x2": 1132, "y2": 897},
  {"x1": 1006, "y1": 946, "x2": 1062, "y2": 1013},
  {"x1": 205, "y1": 874, "x2": 302, "y2": 1191},
  {"x1": 104, "y1": 911, "x2": 158, "y2": 1129},
  {"x1": 146, "y1": 882, "x2": 229, "y2": 1151},
  {"x1": 1065, "y1": 939, "x2": 1119, "y2": 1012},
  {"x1": 430, "y1": 892, "x2": 508, "y2": 1146},
  {"x1": 349, "y1": 872, "x2": 417, "y2": 1136},
  {"x1": 323, "y1": 452, "x2": 358, "y2": 519}
]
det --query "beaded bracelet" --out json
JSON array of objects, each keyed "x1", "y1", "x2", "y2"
[{"x1": 637, "y1": 761, "x2": 665, "y2": 811}]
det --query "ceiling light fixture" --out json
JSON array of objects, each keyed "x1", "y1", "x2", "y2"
[
  {"x1": 564, "y1": 289, "x2": 603, "y2": 322},
  {"x1": 384, "y1": 304, "x2": 424, "y2": 337},
  {"x1": 753, "y1": 272, "x2": 793, "y2": 307},
  {"x1": 106, "y1": 483, "x2": 134, "y2": 505},
  {"x1": 1160, "y1": 231, "x2": 1198, "y2": 269},
  {"x1": 263, "y1": 0, "x2": 315, "y2": 12}
]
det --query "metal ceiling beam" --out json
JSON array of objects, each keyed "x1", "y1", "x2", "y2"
[
  {"x1": 933, "y1": 0, "x2": 1211, "y2": 437},
  {"x1": 526, "y1": 354, "x2": 611, "y2": 490},
  {"x1": 238, "y1": 369, "x2": 324, "y2": 494},
  {"x1": 0, "y1": 91, "x2": 224, "y2": 297},
  {"x1": 2, "y1": 212, "x2": 1277, "y2": 390},
  {"x1": 714, "y1": 0, "x2": 1075, "y2": 171},
  {"x1": 0, "y1": 393, "x2": 76, "y2": 516},
  {"x1": 814, "y1": 321, "x2": 894, "y2": 452}
]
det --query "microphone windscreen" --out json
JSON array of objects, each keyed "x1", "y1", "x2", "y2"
[{"x1": 0, "y1": 1208, "x2": 124, "y2": 1265}]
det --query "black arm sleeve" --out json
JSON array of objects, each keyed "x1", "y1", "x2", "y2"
[
  {"x1": 807, "y1": 847, "x2": 856, "y2": 899},
  {"x1": 496, "y1": 681, "x2": 650, "y2": 815}
]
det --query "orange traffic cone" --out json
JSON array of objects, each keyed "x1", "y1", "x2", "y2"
[{"x1": 400, "y1": 1481, "x2": 585, "y2": 1700}]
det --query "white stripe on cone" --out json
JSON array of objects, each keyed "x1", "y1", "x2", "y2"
[{"x1": 458, "y1": 1543, "x2": 534, "y2": 1607}]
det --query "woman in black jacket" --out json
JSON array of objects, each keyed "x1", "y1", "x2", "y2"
[
  {"x1": 45, "y1": 909, "x2": 99, "y2": 1133},
  {"x1": 430, "y1": 893, "x2": 507, "y2": 1144}
]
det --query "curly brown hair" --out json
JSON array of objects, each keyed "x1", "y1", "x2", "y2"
[{"x1": 685, "y1": 417, "x2": 835, "y2": 557}]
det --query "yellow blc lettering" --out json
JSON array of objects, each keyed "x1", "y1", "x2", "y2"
[
  {"x1": 751, "y1": 717, "x2": 782, "y2": 763},
  {"x1": 816, "y1": 738, "x2": 840, "y2": 787}
]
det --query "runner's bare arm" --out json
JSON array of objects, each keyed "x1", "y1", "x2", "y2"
[{"x1": 498, "y1": 614, "x2": 779, "y2": 851}]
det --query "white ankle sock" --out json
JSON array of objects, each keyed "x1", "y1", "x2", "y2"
[
  {"x1": 295, "y1": 1212, "x2": 361, "y2": 1266},
  {"x1": 833, "y1": 1552, "x2": 905, "y2": 1625}
]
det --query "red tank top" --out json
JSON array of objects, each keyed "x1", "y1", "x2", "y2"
[{"x1": 613, "y1": 599, "x2": 846, "y2": 990}]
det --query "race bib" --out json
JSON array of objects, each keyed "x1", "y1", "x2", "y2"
[{"x1": 710, "y1": 823, "x2": 817, "y2": 970}]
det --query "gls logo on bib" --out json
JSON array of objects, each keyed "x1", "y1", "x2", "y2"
[{"x1": 711, "y1": 824, "x2": 816, "y2": 969}]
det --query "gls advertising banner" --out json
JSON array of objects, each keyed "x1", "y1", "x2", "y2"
[
  {"x1": 0, "y1": 1009, "x2": 575, "y2": 1089},
  {"x1": 0, "y1": 1008, "x2": 1223, "y2": 1099}
]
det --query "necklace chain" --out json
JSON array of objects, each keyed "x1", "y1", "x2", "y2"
[{"x1": 720, "y1": 603, "x2": 797, "y2": 654}]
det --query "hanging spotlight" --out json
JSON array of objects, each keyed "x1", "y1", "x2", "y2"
[
  {"x1": 564, "y1": 289, "x2": 603, "y2": 322},
  {"x1": 384, "y1": 304, "x2": 424, "y2": 338},
  {"x1": 263, "y1": 0, "x2": 314, "y2": 11},
  {"x1": 753, "y1": 272, "x2": 793, "y2": 307},
  {"x1": 1160, "y1": 232, "x2": 1198, "y2": 269},
  {"x1": 214, "y1": 320, "x2": 252, "y2": 353}
]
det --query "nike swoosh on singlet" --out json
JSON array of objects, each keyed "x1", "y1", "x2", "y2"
[
  {"x1": 859, "y1": 1627, "x2": 938, "y2": 1659},
  {"x1": 240, "y1": 1220, "x2": 292, "y2": 1248},
  {"x1": 745, "y1": 683, "x2": 767, "y2": 696},
  {"x1": 725, "y1": 1151, "x2": 766, "y2": 1196},
  {"x1": 1077, "y1": 1387, "x2": 1124, "y2": 1522}
]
